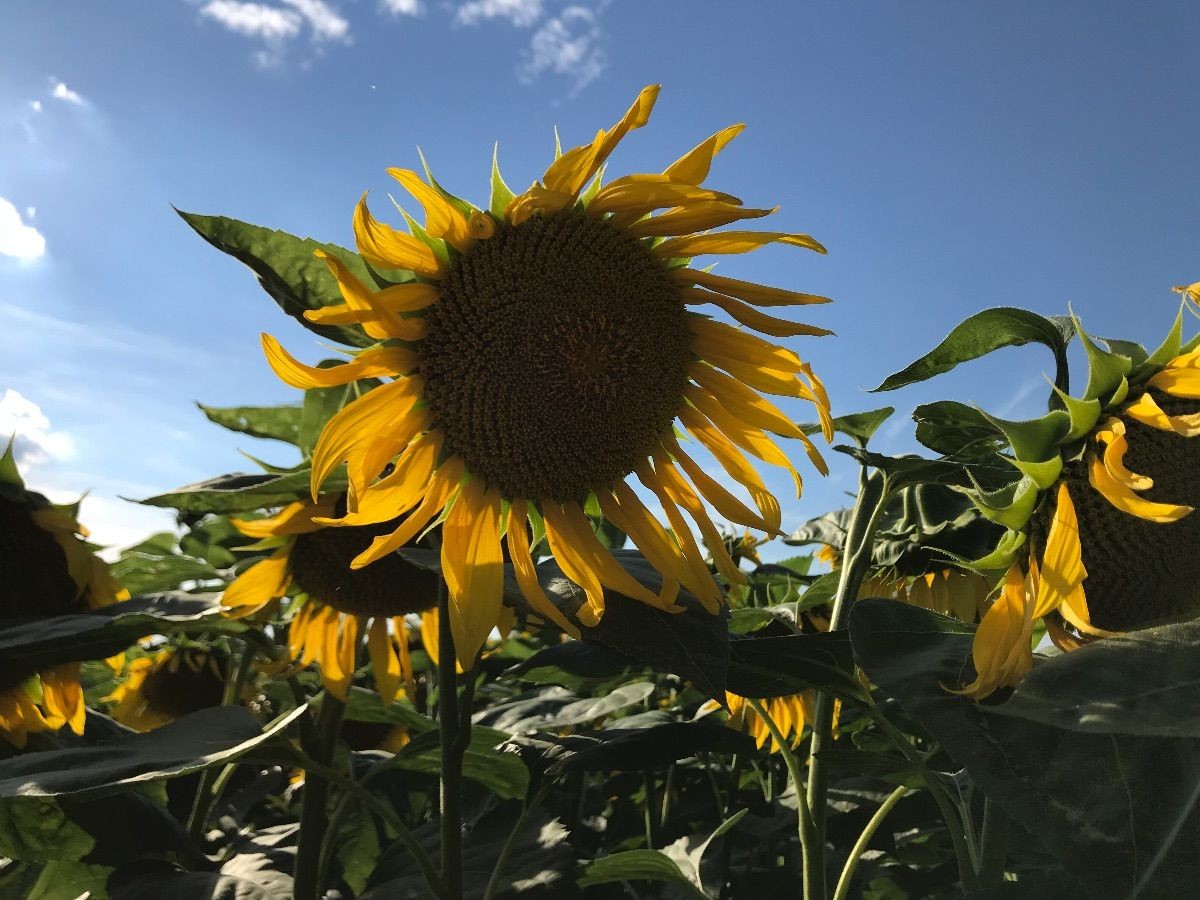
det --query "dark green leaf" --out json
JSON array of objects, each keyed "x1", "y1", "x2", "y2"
[
  {"x1": 850, "y1": 599, "x2": 1200, "y2": 900},
  {"x1": 912, "y1": 401, "x2": 1007, "y2": 459},
  {"x1": 553, "y1": 722, "x2": 755, "y2": 773},
  {"x1": 108, "y1": 864, "x2": 289, "y2": 900},
  {"x1": 109, "y1": 554, "x2": 220, "y2": 596},
  {"x1": 341, "y1": 686, "x2": 436, "y2": 734},
  {"x1": 505, "y1": 640, "x2": 646, "y2": 691},
  {"x1": 872, "y1": 307, "x2": 1071, "y2": 392},
  {"x1": 801, "y1": 407, "x2": 895, "y2": 447},
  {"x1": 0, "y1": 707, "x2": 306, "y2": 800},
  {"x1": 177, "y1": 210, "x2": 374, "y2": 348},
  {"x1": 197, "y1": 403, "x2": 302, "y2": 446},
  {"x1": 135, "y1": 469, "x2": 344, "y2": 515},
  {"x1": 726, "y1": 632, "x2": 856, "y2": 697},
  {"x1": 577, "y1": 850, "x2": 708, "y2": 897},
  {"x1": 389, "y1": 726, "x2": 528, "y2": 800}
]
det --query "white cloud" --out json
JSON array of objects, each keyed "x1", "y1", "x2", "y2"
[
  {"x1": 0, "y1": 390, "x2": 75, "y2": 468},
  {"x1": 456, "y1": 0, "x2": 543, "y2": 27},
  {"x1": 381, "y1": 0, "x2": 421, "y2": 14},
  {"x1": 521, "y1": 5, "x2": 605, "y2": 93},
  {"x1": 0, "y1": 197, "x2": 46, "y2": 260},
  {"x1": 25, "y1": 206, "x2": 36, "y2": 220},
  {"x1": 51, "y1": 81, "x2": 85, "y2": 105},
  {"x1": 29, "y1": 100, "x2": 42, "y2": 113},
  {"x1": 198, "y1": 0, "x2": 350, "y2": 66}
]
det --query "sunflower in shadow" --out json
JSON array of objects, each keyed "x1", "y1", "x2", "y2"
[
  {"x1": 221, "y1": 496, "x2": 431, "y2": 701},
  {"x1": 949, "y1": 297, "x2": 1200, "y2": 697},
  {"x1": 105, "y1": 646, "x2": 228, "y2": 731},
  {"x1": 261, "y1": 84, "x2": 834, "y2": 667},
  {"x1": 0, "y1": 441, "x2": 127, "y2": 746}
]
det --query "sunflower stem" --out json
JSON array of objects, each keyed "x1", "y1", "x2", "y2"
[
  {"x1": 293, "y1": 690, "x2": 347, "y2": 900},
  {"x1": 186, "y1": 641, "x2": 254, "y2": 843},
  {"x1": 976, "y1": 796, "x2": 1010, "y2": 887},
  {"x1": 804, "y1": 469, "x2": 889, "y2": 896},
  {"x1": 437, "y1": 578, "x2": 466, "y2": 900},
  {"x1": 747, "y1": 698, "x2": 820, "y2": 900},
  {"x1": 833, "y1": 785, "x2": 907, "y2": 900}
]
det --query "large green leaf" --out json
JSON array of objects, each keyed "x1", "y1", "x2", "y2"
[
  {"x1": 177, "y1": 210, "x2": 375, "y2": 348},
  {"x1": 196, "y1": 403, "x2": 302, "y2": 446},
  {"x1": 549, "y1": 722, "x2": 755, "y2": 774},
  {"x1": 986, "y1": 619, "x2": 1200, "y2": 737},
  {"x1": 725, "y1": 632, "x2": 856, "y2": 697},
  {"x1": 912, "y1": 401, "x2": 1007, "y2": 460},
  {"x1": 0, "y1": 595, "x2": 233, "y2": 674},
  {"x1": 872, "y1": 308, "x2": 1072, "y2": 392},
  {"x1": 800, "y1": 407, "x2": 895, "y2": 447},
  {"x1": 0, "y1": 707, "x2": 305, "y2": 800},
  {"x1": 505, "y1": 640, "x2": 647, "y2": 692},
  {"x1": 109, "y1": 554, "x2": 220, "y2": 596},
  {"x1": 135, "y1": 469, "x2": 344, "y2": 514},
  {"x1": 388, "y1": 726, "x2": 528, "y2": 800},
  {"x1": 577, "y1": 850, "x2": 709, "y2": 897},
  {"x1": 850, "y1": 600, "x2": 1200, "y2": 899}
]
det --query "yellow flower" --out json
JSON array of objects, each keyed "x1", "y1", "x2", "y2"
[
  {"x1": 962, "y1": 345, "x2": 1200, "y2": 698},
  {"x1": 859, "y1": 569, "x2": 992, "y2": 624},
  {"x1": 0, "y1": 444, "x2": 127, "y2": 746},
  {"x1": 221, "y1": 496, "x2": 426, "y2": 701},
  {"x1": 723, "y1": 691, "x2": 816, "y2": 752},
  {"x1": 262, "y1": 85, "x2": 833, "y2": 668},
  {"x1": 105, "y1": 647, "x2": 228, "y2": 732}
]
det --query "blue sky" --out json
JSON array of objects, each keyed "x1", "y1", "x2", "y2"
[{"x1": 2, "y1": 0, "x2": 1198, "y2": 555}]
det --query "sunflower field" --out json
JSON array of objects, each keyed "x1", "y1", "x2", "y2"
[{"x1": 3, "y1": 83, "x2": 1200, "y2": 900}]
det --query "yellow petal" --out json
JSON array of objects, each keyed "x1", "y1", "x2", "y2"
[
  {"x1": 654, "y1": 230, "x2": 826, "y2": 259},
  {"x1": 542, "y1": 501, "x2": 607, "y2": 626},
  {"x1": 506, "y1": 500, "x2": 580, "y2": 635},
  {"x1": 626, "y1": 203, "x2": 773, "y2": 238},
  {"x1": 1094, "y1": 418, "x2": 1152, "y2": 491},
  {"x1": 353, "y1": 194, "x2": 443, "y2": 277},
  {"x1": 1173, "y1": 281, "x2": 1200, "y2": 304},
  {"x1": 689, "y1": 317, "x2": 805, "y2": 374},
  {"x1": 322, "y1": 431, "x2": 441, "y2": 527},
  {"x1": 599, "y1": 484, "x2": 719, "y2": 612},
  {"x1": 683, "y1": 289, "x2": 833, "y2": 339},
  {"x1": 368, "y1": 617, "x2": 403, "y2": 703},
  {"x1": 234, "y1": 499, "x2": 335, "y2": 539},
  {"x1": 387, "y1": 168, "x2": 472, "y2": 253},
  {"x1": 541, "y1": 131, "x2": 605, "y2": 195},
  {"x1": 310, "y1": 377, "x2": 424, "y2": 497},
  {"x1": 262, "y1": 334, "x2": 413, "y2": 389},
  {"x1": 663, "y1": 124, "x2": 745, "y2": 185},
  {"x1": 305, "y1": 281, "x2": 439, "y2": 328},
  {"x1": 1148, "y1": 366, "x2": 1200, "y2": 399},
  {"x1": 222, "y1": 550, "x2": 292, "y2": 617},
  {"x1": 678, "y1": 407, "x2": 781, "y2": 533},
  {"x1": 688, "y1": 369, "x2": 804, "y2": 439},
  {"x1": 353, "y1": 457, "x2": 464, "y2": 568},
  {"x1": 441, "y1": 478, "x2": 505, "y2": 668},
  {"x1": 661, "y1": 434, "x2": 772, "y2": 533},
  {"x1": 352, "y1": 406, "x2": 432, "y2": 501},
  {"x1": 1123, "y1": 392, "x2": 1200, "y2": 436},
  {"x1": 587, "y1": 181, "x2": 732, "y2": 216},
  {"x1": 673, "y1": 269, "x2": 832, "y2": 307},
  {"x1": 314, "y1": 249, "x2": 429, "y2": 341},
  {"x1": 1032, "y1": 484, "x2": 1089, "y2": 625},
  {"x1": 41, "y1": 665, "x2": 85, "y2": 736},
  {"x1": 1088, "y1": 454, "x2": 1193, "y2": 522},
  {"x1": 955, "y1": 562, "x2": 1033, "y2": 698},
  {"x1": 648, "y1": 455, "x2": 746, "y2": 587},
  {"x1": 505, "y1": 183, "x2": 578, "y2": 226},
  {"x1": 323, "y1": 614, "x2": 360, "y2": 701}
]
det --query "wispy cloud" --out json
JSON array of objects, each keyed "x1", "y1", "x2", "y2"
[
  {"x1": 0, "y1": 197, "x2": 46, "y2": 260},
  {"x1": 51, "y1": 80, "x2": 86, "y2": 105},
  {"x1": 520, "y1": 5, "x2": 605, "y2": 93},
  {"x1": 455, "y1": 0, "x2": 543, "y2": 27},
  {"x1": 197, "y1": 0, "x2": 350, "y2": 66},
  {"x1": 29, "y1": 100, "x2": 42, "y2": 113},
  {"x1": 380, "y1": 0, "x2": 422, "y2": 15},
  {"x1": 0, "y1": 390, "x2": 74, "y2": 468}
]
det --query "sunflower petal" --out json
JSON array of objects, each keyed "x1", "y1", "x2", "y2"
[
  {"x1": 625, "y1": 203, "x2": 773, "y2": 238},
  {"x1": 688, "y1": 368, "x2": 804, "y2": 439},
  {"x1": 1123, "y1": 392, "x2": 1200, "y2": 436},
  {"x1": 1094, "y1": 418, "x2": 1153, "y2": 491},
  {"x1": 506, "y1": 500, "x2": 580, "y2": 635},
  {"x1": 387, "y1": 168, "x2": 472, "y2": 252},
  {"x1": 689, "y1": 317, "x2": 805, "y2": 374},
  {"x1": 678, "y1": 407, "x2": 782, "y2": 533},
  {"x1": 588, "y1": 182, "x2": 733, "y2": 217},
  {"x1": 262, "y1": 334, "x2": 416, "y2": 390},
  {"x1": 323, "y1": 432, "x2": 442, "y2": 526},
  {"x1": 647, "y1": 455, "x2": 747, "y2": 586},
  {"x1": 663, "y1": 124, "x2": 745, "y2": 185},
  {"x1": 353, "y1": 457, "x2": 464, "y2": 568},
  {"x1": 542, "y1": 502, "x2": 607, "y2": 626},
  {"x1": 655, "y1": 230, "x2": 826, "y2": 259},
  {"x1": 1088, "y1": 454, "x2": 1193, "y2": 522},
  {"x1": 354, "y1": 194, "x2": 443, "y2": 276},
  {"x1": 661, "y1": 434, "x2": 773, "y2": 533},
  {"x1": 684, "y1": 289, "x2": 833, "y2": 338},
  {"x1": 674, "y1": 269, "x2": 832, "y2": 307},
  {"x1": 222, "y1": 550, "x2": 292, "y2": 617},
  {"x1": 368, "y1": 617, "x2": 403, "y2": 703},
  {"x1": 234, "y1": 499, "x2": 334, "y2": 538},
  {"x1": 442, "y1": 478, "x2": 505, "y2": 667}
]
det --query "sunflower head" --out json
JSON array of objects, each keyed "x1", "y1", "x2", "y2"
[
  {"x1": 0, "y1": 440, "x2": 127, "y2": 745},
  {"x1": 260, "y1": 85, "x2": 834, "y2": 668},
  {"x1": 947, "y1": 300, "x2": 1200, "y2": 696},
  {"x1": 106, "y1": 647, "x2": 228, "y2": 732}
]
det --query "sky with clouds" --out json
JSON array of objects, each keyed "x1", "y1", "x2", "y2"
[{"x1": 2, "y1": 1, "x2": 1199, "y2": 557}]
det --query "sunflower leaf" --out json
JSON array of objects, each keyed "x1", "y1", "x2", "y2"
[
  {"x1": 912, "y1": 401, "x2": 1007, "y2": 460},
  {"x1": 800, "y1": 406, "x2": 895, "y2": 448},
  {"x1": 176, "y1": 210, "x2": 375, "y2": 349},
  {"x1": 387, "y1": 726, "x2": 529, "y2": 799},
  {"x1": 578, "y1": 850, "x2": 710, "y2": 898},
  {"x1": 134, "y1": 469, "x2": 346, "y2": 514},
  {"x1": 726, "y1": 632, "x2": 857, "y2": 697},
  {"x1": 197, "y1": 402, "x2": 302, "y2": 446}
]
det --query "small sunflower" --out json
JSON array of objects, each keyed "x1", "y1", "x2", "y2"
[
  {"x1": 859, "y1": 569, "x2": 992, "y2": 624},
  {"x1": 959, "y1": 302, "x2": 1200, "y2": 697},
  {"x1": 105, "y1": 646, "x2": 228, "y2": 732},
  {"x1": 221, "y1": 495, "x2": 430, "y2": 701},
  {"x1": 261, "y1": 85, "x2": 833, "y2": 667},
  {"x1": 0, "y1": 441, "x2": 127, "y2": 746},
  {"x1": 722, "y1": 691, "x2": 816, "y2": 753}
]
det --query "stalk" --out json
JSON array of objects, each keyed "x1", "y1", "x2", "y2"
[
  {"x1": 437, "y1": 579, "x2": 466, "y2": 900},
  {"x1": 833, "y1": 786, "x2": 907, "y2": 900},
  {"x1": 293, "y1": 690, "x2": 347, "y2": 900}
]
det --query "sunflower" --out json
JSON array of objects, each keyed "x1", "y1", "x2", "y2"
[
  {"x1": 959, "y1": 302, "x2": 1200, "y2": 697},
  {"x1": 0, "y1": 442, "x2": 127, "y2": 746},
  {"x1": 105, "y1": 646, "x2": 228, "y2": 732},
  {"x1": 220, "y1": 496, "x2": 430, "y2": 701},
  {"x1": 859, "y1": 569, "x2": 992, "y2": 624},
  {"x1": 260, "y1": 85, "x2": 833, "y2": 668}
]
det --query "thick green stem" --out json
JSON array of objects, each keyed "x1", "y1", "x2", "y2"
[
  {"x1": 187, "y1": 641, "x2": 254, "y2": 842},
  {"x1": 293, "y1": 691, "x2": 347, "y2": 900},
  {"x1": 748, "y1": 698, "x2": 820, "y2": 900},
  {"x1": 833, "y1": 786, "x2": 907, "y2": 900},
  {"x1": 805, "y1": 471, "x2": 889, "y2": 896},
  {"x1": 642, "y1": 770, "x2": 658, "y2": 848},
  {"x1": 437, "y1": 579, "x2": 466, "y2": 900},
  {"x1": 976, "y1": 797, "x2": 1010, "y2": 887}
]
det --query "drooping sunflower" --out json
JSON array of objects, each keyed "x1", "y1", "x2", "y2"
[
  {"x1": 957, "y1": 300, "x2": 1200, "y2": 697},
  {"x1": 220, "y1": 496, "x2": 430, "y2": 701},
  {"x1": 0, "y1": 442, "x2": 128, "y2": 746},
  {"x1": 859, "y1": 569, "x2": 992, "y2": 625},
  {"x1": 260, "y1": 85, "x2": 834, "y2": 667},
  {"x1": 719, "y1": 691, "x2": 817, "y2": 753},
  {"x1": 105, "y1": 646, "x2": 228, "y2": 732}
]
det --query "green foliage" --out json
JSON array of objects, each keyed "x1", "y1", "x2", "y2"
[{"x1": 197, "y1": 403, "x2": 303, "y2": 446}]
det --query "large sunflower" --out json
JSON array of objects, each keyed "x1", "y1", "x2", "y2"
[
  {"x1": 959, "y1": 302, "x2": 1200, "y2": 697},
  {"x1": 0, "y1": 442, "x2": 127, "y2": 746},
  {"x1": 221, "y1": 496, "x2": 429, "y2": 701},
  {"x1": 261, "y1": 85, "x2": 834, "y2": 667}
]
